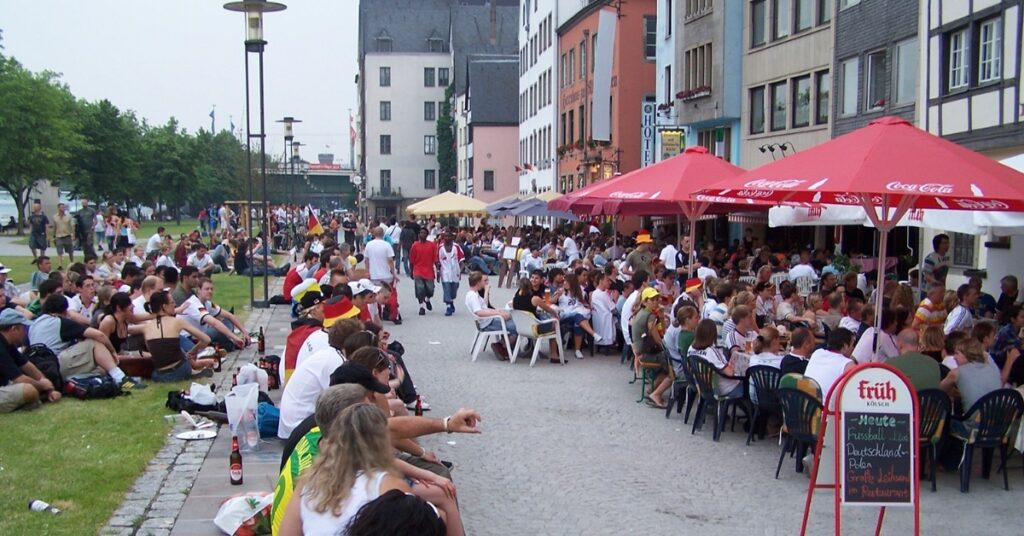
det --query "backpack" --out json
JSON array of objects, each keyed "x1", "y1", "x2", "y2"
[
  {"x1": 65, "y1": 373, "x2": 122, "y2": 399},
  {"x1": 25, "y1": 344, "x2": 63, "y2": 390},
  {"x1": 257, "y1": 401, "x2": 280, "y2": 438},
  {"x1": 166, "y1": 390, "x2": 225, "y2": 413}
]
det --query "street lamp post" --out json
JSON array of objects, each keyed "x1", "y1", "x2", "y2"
[
  {"x1": 291, "y1": 141, "x2": 304, "y2": 205},
  {"x1": 276, "y1": 116, "x2": 301, "y2": 205},
  {"x1": 224, "y1": 0, "x2": 286, "y2": 309}
]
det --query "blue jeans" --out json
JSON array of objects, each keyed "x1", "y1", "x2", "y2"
[
  {"x1": 401, "y1": 248, "x2": 412, "y2": 275},
  {"x1": 180, "y1": 319, "x2": 238, "y2": 352},
  {"x1": 152, "y1": 359, "x2": 192, "y2": 382},
  {"x1": 442, "y1": 282, "x2": 459, "y2": 305},
  {"x1": 480, "y1": 317, "x2": 517, "y2": 335},
  {"x1": 467, "y1": 255, "x2": 497, "y2": 275},
  {"x1": 560, "y1": 313, "x2": 588, "y2": 336}
]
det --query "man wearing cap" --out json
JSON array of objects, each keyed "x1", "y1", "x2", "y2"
[
  {"x1": 283, "y1": 251, "x2": 319, "y2": 302},
  {"x1": 283, "y1": 285, "x2": 326, "y2": 383},
  {"x1": 0, "y1": 264, "x2": 22, "y2": 305},
  {"x1": 349, "y1": 279, "x2": 379, "y2": 324},
  {"x1": 0, "y1": 309, "x2": 60, "y2": 412},
  {"x1": 623, "y1": 232, "x2": 654, "y2": 278}
]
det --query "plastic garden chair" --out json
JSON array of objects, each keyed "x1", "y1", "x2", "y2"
[
  {"x1": 746, "y1": 365, "x2": 783, "y2": 446},
  {"x1": 916, "y1": 389, "x2": 951, "y2": 492},
  {"x1": 469, "y1": 311, "x2": 513, "y2": 362},
  {"x1": 776, "y1": 388, "x2": 823, "y2": 479},
  {"x1": 687, "y1": 353, "x2": 747, "y2": 442},
  {"x1": 950, "y1": 389, "x2": 1023, "y2": 493},
  {"x1": 509, "y1": 310, "x2": 564, "y2": 366}
]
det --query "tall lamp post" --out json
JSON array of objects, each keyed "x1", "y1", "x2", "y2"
[
  {"x1": 224, "y1": 0, "x2": 286, "y2": 309},
  {"x1": 276, "y1": 116, "x2": 301, "y2": 205},
  {"x1": 291, "y1": 140, "x2": 305, "y2": 205}
]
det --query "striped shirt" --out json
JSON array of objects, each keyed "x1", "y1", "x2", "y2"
[
  {"x1": 943, "y1": 304, "x2": 975, "y2": 335},
  {"x1": 271, "y1": 426, "x2": 322, "y2": 535},
  {"x1": 915, "y1": 298, "x2": 947, "y2": 328}
]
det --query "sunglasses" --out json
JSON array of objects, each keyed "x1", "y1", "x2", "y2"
[{"x1": 359, "y1": 330, "x2": 379, "y2": 348}]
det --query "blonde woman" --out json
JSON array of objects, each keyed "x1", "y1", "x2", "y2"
[{"x1": 279, "y1": 404, "x2": 411, "y2": 535}]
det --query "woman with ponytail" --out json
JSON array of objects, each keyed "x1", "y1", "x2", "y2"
[
  {"x1": 749, "y1": 326, "x2": 785, "y2": 369},
  {"x1": 142, "y1": 290, "x2": 214, "y2": 382}
]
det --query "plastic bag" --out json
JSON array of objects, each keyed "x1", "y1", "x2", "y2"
[
  {"x1": 186, "y1": 382, "x2": 217, "y2": 406},
  {"x1": 214, "y1": 492, "x2": 273, "y2": 535},
  {"x1": 237, "y1": 364, "x2": 269, "y2": 392},
  {"x1": 225, "y1": 383, "x2": 260, "y2": 452}
]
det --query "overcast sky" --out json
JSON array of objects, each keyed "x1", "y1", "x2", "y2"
[{"x1": 2, "y1": 0, "x2": 359, "y2": 166}]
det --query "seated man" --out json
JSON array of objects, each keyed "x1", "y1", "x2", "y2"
[
  {"x1": 464, "y1": 273, "x2": 516, "y2": 359},
  {"x1": 187, "y1": 243, "x2": 220, "y2": 276},
  {"x1": 178, "y1": 278, "x2": 250, "y2": 351},
  {"x1": 0, "y1": 309, "x2": 60, "y2": 412},
  {"x1": 28, "y1": 294, "x2": 145, "y2": 390},
  {"x1": 234, "y1": 238, "x2": 290, "y2": 277},
  {"x1": 888, "y1": 328, "x2": 941, "y2": 391}
]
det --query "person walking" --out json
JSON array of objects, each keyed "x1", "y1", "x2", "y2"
[
  {"x1": 437, "y1": 232, "x2": 464, "y2": 316},
  {"x1": 27, "y1": 200, "x2": 50, "y2": 260},
  {"x1": 75, "y1": 198, "x2": 98, "y2": 258},
  {"x1": 409, "y1": 229, "x2": 438, "y2": 316},
  {"x1": 51, "y1": 203, "x2": 75, "y2": 269},
  {"x1": 399, "y1": 220, "x2": 417, "y2": 277}
]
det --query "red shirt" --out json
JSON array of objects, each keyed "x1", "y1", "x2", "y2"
[
  {"x1": 282, "y1": 267, "x2": 303, "y2": 300},
  {"x1": 409, "y1": 241, "x2": 439, "y2": 279}
]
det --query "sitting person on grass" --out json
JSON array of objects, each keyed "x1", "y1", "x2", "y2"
[
  {"x1": 0, "y1": 309, "x2": 60, "y2": 412},
  {"x1": 142, "y1": 290, "x2": 214, "y2": 382}
]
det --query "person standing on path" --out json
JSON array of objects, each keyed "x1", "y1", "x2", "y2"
[
  {"x1": 399, "y1": 220, "x2": 417, "y2": 277},
  {"x1": 75, "y1": 198, "x2": 98, "y2": 258},
  {"x1": 385, "y1": 218, "x2": 403, "y2": 277},
  {"x1": 364, "y1": 226, "x2": 398, "y2": 289},
  {"x1": 27, "y1": 200, "x2": 50, "y2": 260},
  {"x1": 409, "y1": 229, "x2": 438, "y2": 316},
  {"x1": 51, "y1": 203, "x2": 76, "y2": 269},
  {"x1": 921, "y1": 233, "x2": 950, "y2": 299},
  {"x1": 437, "y1": 232, "x2": 464, "y2": 316}
]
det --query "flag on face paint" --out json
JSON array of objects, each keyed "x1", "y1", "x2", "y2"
[{"x1": 307, "y1": 205, "x2": 324, "y2": 235}]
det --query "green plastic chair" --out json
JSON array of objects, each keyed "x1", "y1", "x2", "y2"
[{"x1": 916, "y1": 389, "x2": 951, "y2": 492}]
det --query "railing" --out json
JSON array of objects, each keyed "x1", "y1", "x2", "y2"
[{"x1": 368, "y1": 187, "x2": 404, "y2": 199}]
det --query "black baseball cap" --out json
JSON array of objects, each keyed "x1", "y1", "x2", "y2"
[{"x1": 329, "y1": 363, "x2": 390, "y2": 393}]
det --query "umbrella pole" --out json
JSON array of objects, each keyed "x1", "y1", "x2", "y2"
[
  {"x1": 689, "y1": 216, "x2": 697, "y2": 280},
  {"x1": 676, "y1": 215, "x2": 681, "y2": 246}
]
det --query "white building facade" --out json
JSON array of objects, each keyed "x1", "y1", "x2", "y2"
[
  {"x1": 654, "y1": 0, "x2": 679, "y2": 162},
  {"x1": 517, "y1": 0, "x2": 560, "y2": 194}
]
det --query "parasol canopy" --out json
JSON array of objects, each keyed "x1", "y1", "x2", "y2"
[{"x1": 407, "y1": 191, "x2": 489, "y2": 218}]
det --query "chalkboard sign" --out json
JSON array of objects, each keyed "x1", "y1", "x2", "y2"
[
  {"x1": 842, "y1": 412, "x2": 913, "y2": 503},
  {"x1": 838, "y1": 366, "x2": 916, "y2": 507}
]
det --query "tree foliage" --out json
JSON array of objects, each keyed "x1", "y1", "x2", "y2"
[{"x1": 436, "y1": 84, "x2": 457, "y2": 193}]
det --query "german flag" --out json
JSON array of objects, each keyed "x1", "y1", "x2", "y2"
[{"x1": 306, "y1": 205, "x2": 324, "y2": 236}]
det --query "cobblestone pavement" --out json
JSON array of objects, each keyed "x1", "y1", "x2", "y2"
[{"x1": 113, "y1": 275, "x2": 1023, "y2": 535}]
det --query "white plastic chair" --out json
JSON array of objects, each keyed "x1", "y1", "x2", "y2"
[
  {"x1": 769, "y1": 272, "x2": 789, "y2": 289},
  {"x1": 470, "y1": 311, "x2": 513, "y2": 362},
  {"x1": 739, "y1": 276, "x2": 757, "y2": 286},
  {"x1": 793, "y1": 275, "x2": 817, "y2": 297},
  {"x1": 509, "y1": 310, "x2": 565, "y2": 366}
]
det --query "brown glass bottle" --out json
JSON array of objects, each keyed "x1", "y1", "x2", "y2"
[
  {"x1": 414, "y1": 395, "x2": 423, "y2": 417},
  {"x1": 257, "y1": 327, "x2": 265, "y2": 353},
  {"x1": 229, "y1": 436, "x2": 243, "y2": 485}
]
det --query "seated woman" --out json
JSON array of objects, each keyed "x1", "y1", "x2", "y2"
[
  {"x1": 654, "y1": 269, "x2": 680, "y2": 306},
  {"x1": 940, "y1": 338, "x2": 1014, "y2": 438},
  {"x1": 558, "y1": 273, "x2": 601, "y2": 358},
  {"x1": 670, "y1": 304, "x2": 700, "y2": 377},
  {"x1": 749, "y1": 326, "x2": 784, "y2": 369},
  {"x1": 920, "y1": 325, "x2": 945, "y2": 363},
  {"x1": 631, "y1": 287, "x2": 673, "y2": 408},
  {"x1": 726, "y1": 306, "x2": 759, "y2": 359},
  {"x1": 143, "y1": 291, "x2": 214, "y2": 382},
  {"x1": 689, "y1": 318, "x2": 743, "y2": 399},
  {"x1": 98, "y1": 292, "x2": 146, "y2": 357},
  {"x1": 972, "y1": 320, "x2": 1019, "y2": 386},
  {"x1": 511, "y1": 275, "x2": 560, "y2": 362}
]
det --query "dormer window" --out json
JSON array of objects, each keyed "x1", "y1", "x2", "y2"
[{"x1": 376, "y1": 30, "x2": 393, "y2": 52}]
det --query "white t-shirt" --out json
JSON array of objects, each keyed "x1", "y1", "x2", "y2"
[
  {"x1": 851, "y1": 327, "x2": 899, "y2": 363},
  {"x1": 177, "y1": 295, "x2": 219, "y2": 334},
  {"x1": 839, "y1": 316, "x2": 863, "y2": 334},
  {"x1": 94, "y1": 263, "x2": 119, "y2": 282},
  {"x1": 295, "y1": 329, "x2": 330, "y2": 368},
  {"x1": 145, "y1": 233, "x2": 163, "y2": 254},
  {"x1": 278, "y1": 347, "x2": 344, "y2": 439},
  {"x1": 788, "y1": 263, "x2": 818, "y2": 281},
  {"x1": 132, "y1": 294, "x2": 148, "y2": 316},
  {"x1": 563, "y1": 237, "x2": 579, "y2": 260},
  {"x1": 465, "y1": 289, "x2": 487, "y2": 316},
  {"x1": 750, "y1": 352, "x2": 784, "y2": 369},
  {"x1": 438, "y1": 244, "x2": 464, "y2": 283},
  {"x1": 188, "y1": 253, "x2": 214, "y2": 271},
  {"x1": 659, "y1": 244, "x2": 678, "y2": 270},
  {"x1": 363, "y1": 239, "x2": 394, "y2": 281},
  {"x1": 697, "y1": 265, "x2": 717, "y2": 281},
  {"x1": 804, "y1": 348, "x2": 853, "y2": 402},
  {"x1": 156, "y1": 255, "x2": 176, "y2": 270},
  {"x1": 68, "y1": 294, "x2": 98, "y2": 318},
  {"x1": 690, "y1": 346, "x2": 741, "y2": 395},
  {"x1": 621, "y1": 290, "x2": 639, "y2": 346}
]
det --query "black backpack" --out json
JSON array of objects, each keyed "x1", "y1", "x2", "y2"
[
  {"x1": 24, "y1": 344, "x2": 63, "y2": 390},
  {"x1": 65, "y1": 373, "x2": 123, "y2": 399}
]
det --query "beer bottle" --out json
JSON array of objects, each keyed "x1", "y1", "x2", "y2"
[
  {"x1": 414, "y1": 395, "x2": 423, "y2": 417},
  {"x1": 257, "y1": 327, "x2": 265, "y2": 353},
  {"x1": 229, "y1": 436, "x2": 243, "y2": 485}
]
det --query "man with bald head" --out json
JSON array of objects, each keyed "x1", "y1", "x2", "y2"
[{"x1": 888, "y1": 328, "x2": 940, "y2": 391}]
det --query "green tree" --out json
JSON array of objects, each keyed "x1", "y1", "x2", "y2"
[
  {"x1": 436, "y1": 84, "x2": 456, "y2": 193},
  {"x1": 140, "y1": 118, "x2": 194, "y2": 225},
  {"x1": 68, "y1": 99, "x2": 145, "y2": 208},
  {"x1": 0, "y1": 52, "x2": 82, "y2": 233}
]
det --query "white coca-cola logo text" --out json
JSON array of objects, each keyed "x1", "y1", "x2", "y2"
[
  {"x1": 833, "y1": 194, "x2": 863, "y2": 205},
  {"x1": 737, "y1": 189, "x2": 774, "y2": 199},
  {"x1": 743, "y1": 179, "x2": 804, "y2": 189},
  {"x1": 695, "y1": 194, "x2": 743, "y2": 203},
  {"x1": 608, "y1": 191, "x2": 647, "y2": 199},
  {"x1": 954, "y1": 199, "x2": 1009, "y2": 210},
  {"x1": 885, "y1": 181, "x2": 954, "y2": 194}
]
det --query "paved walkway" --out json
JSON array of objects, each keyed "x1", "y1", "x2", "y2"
[
  {"x1": 109, "y1": 276, "x2": 1022, "y2": 535},
  {"x1": 0, "y1": 235, "x2": 30, "y2": 257}
]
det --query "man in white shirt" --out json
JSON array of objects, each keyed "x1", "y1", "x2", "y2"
[
  {"x1": 804, "y1": 328, "x2": 856, "y2": 404},
  {"x1": 187, "y1": 243, "x2": 218, "y2": 276},
  {"x1": 464, "y1": 273, "x2": 516, "y2": 359},
  {"x1": 67, "y1": 275, "x2": 98, "y2": 323},
  {"x1": 145, "y1": 226, "x2": 166, "y2": 257},
  {"x1": 944, "y1": 283, "x2": 978, "y2": 335},
  {"x1": 278, "y1": 322, "x2": 357, "y2": 439},
  {"x1": 563, "y1": 234, "x2": 580, "y2": 263},
  {"x1": 363, "y1": 227, "x2": 396, "y2": 286},
  {"x1": 788, "y1": 249, "x2": 818, "y2": 281},
  {"x1": 696, "y1": 256, "x2": 717, "y2": 282},
  {"x1": 659, "y1": 241, "x2": 678, "y2": 271},
  {"x1": 838, "y1": 298, "x2": 865, "y2": 334},
  {"x1": 178, "y1": 279, "x2": 249, "y2": 351},
  {"x1": 851, "y1": 308, "x2": 900, "y2": 363}
]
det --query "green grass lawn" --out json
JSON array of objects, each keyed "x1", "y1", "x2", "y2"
[
  {"x1": 6, "y1": 220, "x2": 202, "y2": 247},
  {"x1": 0, "y1": 379, "x2": 192, "y2": 536}
]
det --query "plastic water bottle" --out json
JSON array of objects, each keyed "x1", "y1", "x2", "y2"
[{"x1": 28, "y1": 500, "x2": 61, "y2": 515}]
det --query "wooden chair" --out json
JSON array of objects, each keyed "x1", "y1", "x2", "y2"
[
  {"x1": 469, "y1": 311, "x2": 513, "y2": 362},
  {"x1": 509, "y1": 310, "x2": 564, "y2": 366}
]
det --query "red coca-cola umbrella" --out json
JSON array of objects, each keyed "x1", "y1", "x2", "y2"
[
  {"x1": 549, "y1": 146, "x2": 768, "y2": 276},
  {"x1": 696, "y1": 116, "x2": 1024, "y2": 343}
]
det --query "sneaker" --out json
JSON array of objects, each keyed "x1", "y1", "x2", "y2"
[
  {"x1": 593, "y1": 333, "x2": 604, "y2": 344},
  {"x1": 425, "y1": 301, "x2": 433, "y2": 311},
  {"x1": 120, "y1": 376, "x2": 147, "y2": 391},
  {"x1": 392, "y1": 317, "x2": 403, "y2": 325},
  {"x1": 405, "y1": 399, "x2": 431, "y2": 411},
  {"x1": 445, "y1": 304, "x2": 454, "y2": 317},
  {"x1": 419, "y1": 307, "x2": 426, "y2": 316},
  {"x1": 574, "y1": 349, "x2": 584, "y2": 359}
]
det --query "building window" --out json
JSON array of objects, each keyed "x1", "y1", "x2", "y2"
[
  {"x1": 894, "y1": 38, "x2": 917, "y2": 105},
  {"x1": 683, "y1": 43, "x2": 713, "y2": 92},
  {"x1": 751, "y1": 0, "x2": 767, "y2": 47},
  {"x1": 592, "y1": 34, "x2": 598, "y2": 72},
  {"x1": 424, "y1": 67, "x2": 436, "y2": 87},
  {"x1": 839, "y1": 0, "x2": 860, "y2": 9},
  {"x1": 424, "y1": 135, "x2": 436, "y2": 155},
  {"x1": 664, "y1": 65, "x2": 672, "y2": 106},
  {"x1": 424, "y1": 101, "x2": 436, "y2": 121},
  {"x1": 865, "y1": 50, "x2": 886, "y2": 110},
  {"x1": 379, "y1": 67, "x2": 391, "y2": 87},
  {"x1": 376, "y1": 36, "x2": 393, "y2": 52},
  {"x1": 560, "y1": 53, "x2": 567, "y2": 87},
  {"x1": 568, "y1": 48, "x2": 575, "y2": 84},
  {"x1": 686, "y1": 0, "x2": 712, "y2": 19},
  {"x1": 380, "y1": 101, "x2": 391, "y2": 121},
  {"x1": 978, "y1": 18, "x2": 1002, "y2": 84},
  {"x1": 484, "y1": 170, "x2": 495, "y2": 191},
  {"x1": 952, "y1": 232, "x2": 975, "y2": 267},
  {"x1": 438, "y1": 67, "x2": 450, "y2": 87},
  {"x1": 379, "y1": 135, "x2": 391, "y2": 155},
  {"x1": 840, "y1": 56, "x2": 859, "y2": 116},
  {"x1": 644, "y1": 16, "x2": 657, "y2": 60},
  {"x1": 795, "y1": 0, "x2": 813, "y2": 32},
  {"x1": 424, "y1": 170, "x2": 436, "y2": 189},
  {"x1": 770, "y1": 81, "x2": 787, "y2": 131},
  {"x1": 819, "y1": 0, "x2": 832, "y2": 24},
  {"x1": 666, "y1": 0, "x2": 673, "y2": 35},
  {"x1": 579, "y1": 104, "x2": 586, "y2": 144},
  {"x1": 380, "y1": 169, "x2": 391, "y2": 191},
  {"x1": 580, "y1": 39, "x2": 587, "y2": 77},
  {"x1": 816, "y1": 70, "x2": 830, "y2": 124},
  {"x1": 568, "y1": 110, "x2": 575, "y2": 145},
  {"x1": 427, "y1": 37, "x2": 445, "y2": 53},
  {"x1": 698, "y1": 127, "x2": 732, "y2": 161},
  {"x1": 773, "y1": 0, "x2": 791, "y2": 40},
  {"x1": 750, "y1": 86, "x2": 766, "y2": 134},
  {"x1": 946, "y1": 28, "x2": 969, "y2": 92},
  {"x1": 792, "y1": 75, "x2": 811, "y2": 128}
]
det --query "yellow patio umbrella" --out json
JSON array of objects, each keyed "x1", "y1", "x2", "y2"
[{"x1": 407, "y1": 191, "x2": 489, "y2": 218}]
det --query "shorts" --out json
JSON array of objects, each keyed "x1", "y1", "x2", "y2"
[
  {"x1": 0, "y1": 384, "x2": 28, "y2": 413},
  {"x1": 58, "y1": 340, "x2": 98, "y2": 377},
  {"x1": 414, "y1": 277, "x2": 435, "y2": 300},
  {"x1": 29, "y1": 234, "x2": 48, "y2": 251},
  {"x1": 55, "y1": 236, "x2": 74, "y2": 255}
]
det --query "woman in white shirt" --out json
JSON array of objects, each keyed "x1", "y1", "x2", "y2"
[
  {"x1": 689, "y1": 319, "x2": 743, "y2": 399},
  {"x1": 558, "y1": 273, "x2": 601, "y2": 358},
  {"x1": 279, "y1": 404, "x2": 410, "y2": 536},
  {"x1": 749, "y1": 326, "x2": 785, "y2": 369},
  {"x1": 851, "y1": 308, "x2": 900, "y2": 363},
  {"x1": 589, "y1": 272, "x2": 618, "y2": 346}
]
